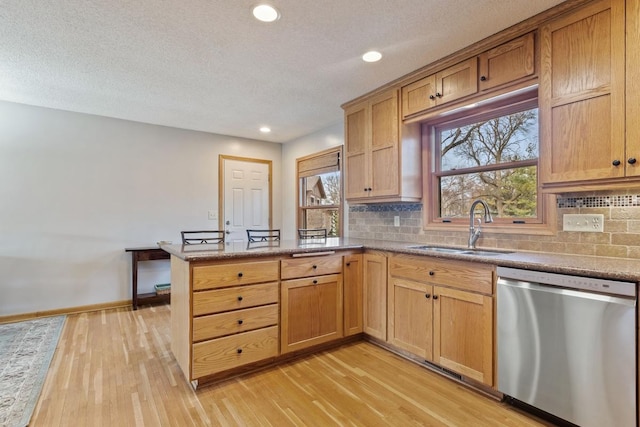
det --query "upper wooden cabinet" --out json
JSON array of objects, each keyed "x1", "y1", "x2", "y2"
[
  {"x1": 626, "y1": 0, "x2": 640, "y2": 179},
  {"x1": 540, "y1": 0, "x2": 629, "y2": 188},
  {"x1": 401, "y1": 58, "x2": 478, "y2": 119},
  {"x1": 344, "y1": 89, "x2": 421, "y2": 202},
  {"x1": 478, "y1": 32, "x2": 535, "y2": 91}
]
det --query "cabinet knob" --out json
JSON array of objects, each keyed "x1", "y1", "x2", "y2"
[
  {"x1": 237, "y1": 348, "x2": 243, "y2": 354},
  {"x1": 480, "y1": 75, "x2": 487, "y2": 81},
  {"x1": 433, "y1": 295, "x2": 439, "y2": 300},
  {"x1": 346, "y1": 262, "x2": 351, "y2": 267},
  {"x1": 312, "y1": 265, "x2": 317, "y2": 269},
  {"x1": 368, "y1": 187, "x2": 372, "y2": 191},
  {"x1": 237, "y1": 319, "x2": 243, "y2": 325},
  {"x1": 237, "y1": 296, "x2": 243, "y2": 301},
  {"x1": 629, "y1": 158, "x2": 637, "y2": 165},
  {"x1": 313, "y1": 280, "x2": 318, "y2": 284},
  {"x1": 612, "y1": 159, "x2": 621, "y2": 166},
  {"x1": 429, "y1": 94, "x2": 436, "y2": 100},
  {"x1": 364, "y1": 187, "x2": 368, "y2": 191},
  {"x1": 425, "y1": 293, "x2": 431, "y2": 299},
  {"x1": 435, "y1": 92, "x2": 442, "y2": 98},
  {"x1": 429, "y1": 271, "x2": 435, "y2": 276},
  {"x1": 238, "y1": 272, "x2": 243, "y2": 278}
]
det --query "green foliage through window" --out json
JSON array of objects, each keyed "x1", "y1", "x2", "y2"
[{"x1": 435, "y1": 105, "x2": 539, "y2": 220}]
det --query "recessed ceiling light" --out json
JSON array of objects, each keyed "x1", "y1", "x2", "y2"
[
  {"x1": 260, "y1": 126, "x2": 271, "y2": 133},
  {"x1": 252, "y1": 5, "x2": 280, "y2": 22},
  {"x1": 362, "y1": 51, "x2": 382, "y2": 62}
]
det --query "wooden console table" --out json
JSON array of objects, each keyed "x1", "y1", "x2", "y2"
[{"x1": 125, "y1": 246, "x2": 171, "y2": 310}]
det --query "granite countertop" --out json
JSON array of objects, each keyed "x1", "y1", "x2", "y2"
[{"x1": 160, "y1": 237, "x2": 640, "y2": 283}]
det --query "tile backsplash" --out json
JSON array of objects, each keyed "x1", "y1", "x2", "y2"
[{"x1": 348, "y1": 192, "x2": 640, "y2": 259}]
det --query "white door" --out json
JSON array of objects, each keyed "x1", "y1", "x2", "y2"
[{"x1": 220, "y1": 157, "x2": 271, "y2": 242}]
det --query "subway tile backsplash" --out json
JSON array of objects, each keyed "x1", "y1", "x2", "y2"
[{"x1": 348, "y1": 191, "x2": 640, "y2": 259}]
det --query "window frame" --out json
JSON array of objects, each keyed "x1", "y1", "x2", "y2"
[
  {"x1": 422, "y1": 90, "x2": 555, "y2": 235},
  {"x1": 296, "y1": 146, "x2": 343, "y2": 237}
]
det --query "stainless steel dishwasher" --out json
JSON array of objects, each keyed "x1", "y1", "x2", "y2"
[{"x1": 497, "y1": 266, "x2": 636, "y2": 427}]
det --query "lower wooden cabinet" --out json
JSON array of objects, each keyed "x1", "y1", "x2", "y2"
[
  {"x1": 388, "y1": 277, "x2": 433, "y2": 358},
  {"x1": 343, "y1": 254, "x2": 363, "y2": 336},
  {"x1": 363, "y1": 252, "x2": 388, "y2": 340},
  {"x1": 281, "y1": 274, "x2": 343, "y2": 354},
  {"x1": 432, "y1": 286, "x2": 493, "y2": 386},
  {"x1": 388, "y1": 254, "x2": 494, "y2": 387},
  {"x1": 192, "y1": 326, "x2": 278, "y2": 379}
]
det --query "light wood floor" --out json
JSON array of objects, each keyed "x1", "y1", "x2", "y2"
[{"x1": 31, "y1": 304, "x2": 551, "y2": 426}]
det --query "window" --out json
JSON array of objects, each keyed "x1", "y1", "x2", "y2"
[
  {"x1": 425, "y1": 91, "x2": 550, "y2": 230},
  {"x1": 297, "y1": 147, "x2": 342, "y2": 236}
]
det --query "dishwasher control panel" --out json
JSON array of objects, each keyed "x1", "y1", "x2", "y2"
[{"x1": 496, "y1": 267, "x2": 636, "y2": 297}]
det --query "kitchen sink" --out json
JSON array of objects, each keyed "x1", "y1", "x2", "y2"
[{"x1": 407, "y1": 245, "x2": 513, "y2": 256}]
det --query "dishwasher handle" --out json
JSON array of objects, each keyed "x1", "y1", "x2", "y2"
[{"x1": 497, "y1": 277, "x2": 636, "y2": 307}]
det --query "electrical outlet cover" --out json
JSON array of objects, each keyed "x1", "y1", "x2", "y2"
[{"x1": 562, "y1": 214, "x2": 604, "y2": 232}]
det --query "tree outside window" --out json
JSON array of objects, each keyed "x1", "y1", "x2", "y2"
[{"x1": 430, "y1": 98, "x2": 542, "y2": 224}]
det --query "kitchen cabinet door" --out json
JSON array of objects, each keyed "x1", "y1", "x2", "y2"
[
  {"x1": 401, "y1": 58, "x2": 478, "y2": 119},
  {"x1": 344, "y1": 101, "x2": 369, "y2": 199},
  {"x1": 343, "y1": 254, "x2": 363, "y2": 336},
  {"x1": 344, "y1": 89, "x2": 421, "y2": 203},
  {"x1": 369, "y1": 91, "x2": 400, "y2": 198},
  {"x1": 479, "y1": 32, "x2": 535, "y2": 91},
  {"x1": 387, "y1": 277, "x2": 433, "y2": 360},
  {"x1": 540, "y1": 0, "x2": 626, "y2": 186},
  {"x1": 627, "y1": 0, "x2": 640, "y2": 178},
  {"x1": 363, "y1": 252, "x2": 388, "y2": 340},
  {"x1": 281, "y1": 274, "x2": 343, "y2": 354},
  {"x1": 433, "y1": 286, "x2": 493, "y2": 386}
]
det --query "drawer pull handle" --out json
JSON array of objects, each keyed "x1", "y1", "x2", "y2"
[
  {"x1": 238, "y1": 272, "x2": 243, "y2": 278},
  {"x1": 237, "y1": 296, "x2": 243, "y2": 301},
  {"x1": 237, "y1": 348, "x2": 243, "y2": 354},
  {"x1": 433, "y1": 295, "x2": 439, "y2": 300},
  {"x1": 237, "y1": 319, "x2": 243, "y2": 325},
  {"x1": 313, "y1": 280, "x2": 318, "y2": 284},
  {"x1": 429, "y1": 271, "x2": 435, "y2": 276}
]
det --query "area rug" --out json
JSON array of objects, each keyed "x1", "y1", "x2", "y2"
[{"x1": 0, "y1": 316, "x2": 65, "y2": 427}]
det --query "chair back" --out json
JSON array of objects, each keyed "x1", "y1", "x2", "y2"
[
  {"x1": 181, "y1": 230, "x2": 225, "y2": 244},
  {"x1": 298, "y1": 228, "x2": 328, "y2": 239},
  {"x1": 246, "y1": 229, "x2": 281, "y2": 242}
]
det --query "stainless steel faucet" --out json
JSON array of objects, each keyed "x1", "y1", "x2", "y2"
[{"x1": 468, "y1": 199, "x2": 493, "y2": 249}]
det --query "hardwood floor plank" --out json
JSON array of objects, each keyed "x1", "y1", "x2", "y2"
[{"x1": 31, "y1": 305, "x2": 551, "y2": 427}]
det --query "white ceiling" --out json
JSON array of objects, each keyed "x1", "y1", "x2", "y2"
[{"x1": 0, "y1": 0, "x2": 566, "y2": 143}]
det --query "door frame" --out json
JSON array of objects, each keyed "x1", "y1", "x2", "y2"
[{"x1": 218, "y1": 155, "x2": 273, "y2": 233}]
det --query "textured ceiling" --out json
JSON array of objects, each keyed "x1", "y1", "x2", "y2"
[{"x1": 0, "y1": 0, "x2": 566, "y2": 143}]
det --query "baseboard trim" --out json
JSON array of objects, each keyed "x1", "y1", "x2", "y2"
[{"x1": 0, "y1": 300, "x2": 131, "y2": 324}]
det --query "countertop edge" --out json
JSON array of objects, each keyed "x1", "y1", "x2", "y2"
[{"x1": 160, "y1": 239, "x2": 640, "y2": 283}]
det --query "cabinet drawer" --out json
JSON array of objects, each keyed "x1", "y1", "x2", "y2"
[
  {"x1": 193, "y1": 282, "x2": 278, "y2": 316},
  {"x1": 281, "y1": 255, "x2": 342, "y2": 279},
  {"x1": 389, "y1": 255, "x2": 493, "y2": 295},
  {"x1": 192, "y1": 260, "x2": 279, "y2": 291},
  {"x1": 192, "y1": 326, "x2": 278, "y2": 379},
  {"x1": 193, "y1": 304, "x2": 279, "y2": 342}
]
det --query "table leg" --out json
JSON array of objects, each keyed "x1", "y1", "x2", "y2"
[{"x1": 132, "y1": 253, "x2": 139, "y2": 310}]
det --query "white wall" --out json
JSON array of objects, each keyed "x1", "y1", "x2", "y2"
[
  {"x1": 281, "y1": 122, "x2": 345, "y2": 240},
  {"x1": 0, "y1": 101, "x2": 282, "y2": 316}
]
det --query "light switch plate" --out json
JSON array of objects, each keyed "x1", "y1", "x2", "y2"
[
  {"x1": 562, "y1": 214, "x2": 604, "y2": 232},
  {"x1": 394, "y1": 216, "x2": 400, "y2": 227}
]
